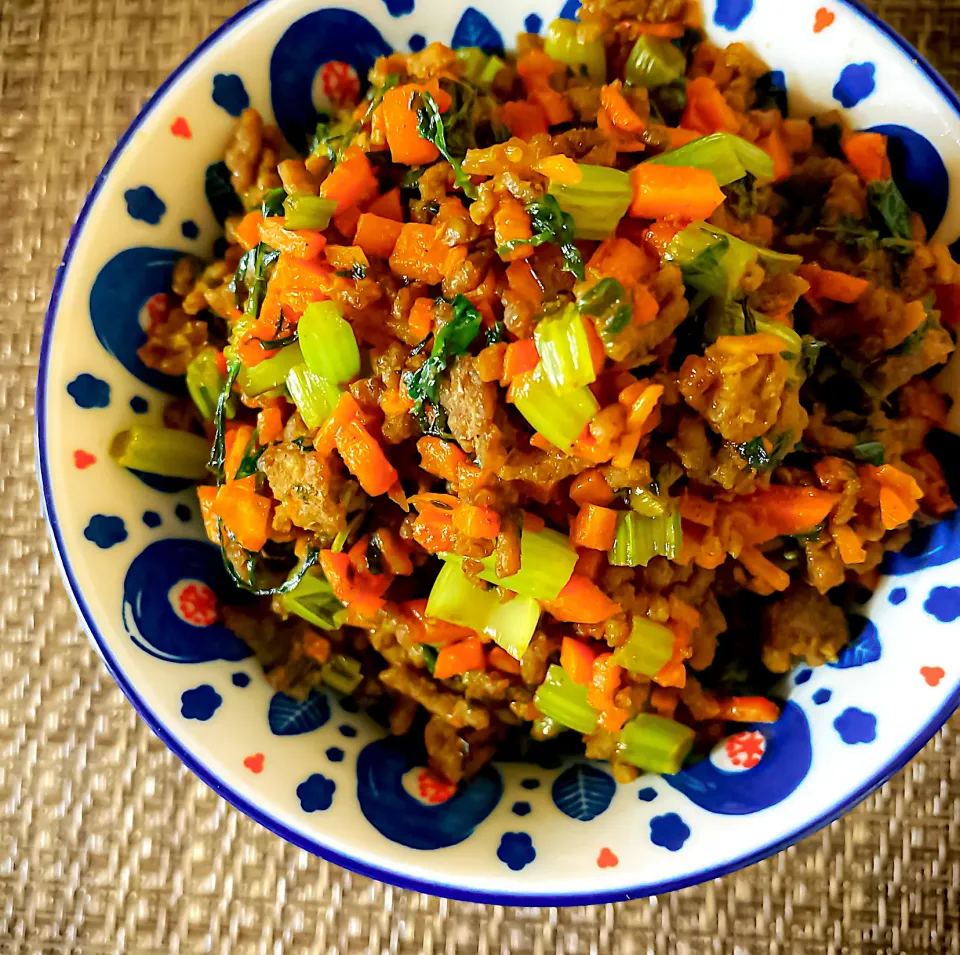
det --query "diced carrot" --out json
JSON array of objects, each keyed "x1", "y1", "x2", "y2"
[
  {"x1": 422, "y1": 240, "x2": 468, "y2": 281},
  {"x1": 366, "y1": 187, "x2": 404, "y2": 222},
  {"x1": 257, "y1": 406, "x2": 284, "y2": 445},
  {"x1": 561, "y1": 636, "x2": 598, "y2": 687},
  {"x1": 870, "y1": 464, "x2": 923, "y2": 529},
  {"x1": 335, "y1": 419, "x2": 399, "y2": 497},
  {"x1": 587, "y1": 653, "x2": 628, "y2": 733},
  {"x1": 570, "y1": 504, "x2": 619, "y2": 551},
  {"x1": 404, "y1": 599, "x2": 475, "y2": 644},
  {"x1": 477, "y1": 342, "x2": 507, "y2": 382},
  {"x1": 654, "y1": 640, "x2": 687, "y2": 689},
  {"x1": 389, "y1": 223, "x2": 442, "y2": 283},
  {"x1": 488, "y1": 645, "x2": 522, "y2": 675},
  {"x1": 516, "y1": 49, "x2": 560, "y2": 86},
  {"x1": 236, "y1": 211, "x2": 265, "y2": 252},
  {"x1": 417, "y1": 435, "x2": 470, "y2": 482},
  {"x1": 494, "y1": 197, "x2": 534, "y2": 261},
  {"x1": 574, "y1": 547, "x2": 605, "y2": 580},
  {"x1": 412, "y1": 516, "x2": 458, "y2": 553},
  {"x1": 758, "y1": 129, "x2": 791, "y2": 183},
  {"x1": 502, "y1": 100, "x2": 549, "y2": 140},
  {"x1": 843, "y1": 131, "x2": 891, "y2": 184},
  {"x1": 799, "y1": 263, "x2": 869, "y2": 303},
  {"x1": 662, "y1": 125, "x2": 701, "y2": 148},
  {"x1": 197, "y1": 486, "x2": 220, "y2": 544},
  {"x1": 587, "y1": 236, "x2": 654, "y2": 287},
  {"x1": 739, "y1": 546, "x2": 791, "y2": 591},
  {"x1": 224, "y1": 423, "x2": 255, "y2": 483},
  {"x1": 319, "y1": 549, "x2": 385, "y2": 619},
  {"x1": 628, "y1": 164, "x2": 726, "y2": 220},
  {"x1": 501, "y1": 339, "x2": 540, "y2": 384},
  {"x1": 408, "y1": 296, "x2": 435, "y2": 341},
  {"x1": 259, "y1": 217, "x2": 327, "y2": 260},
  {"x1": 679, "y1": 493, "x2": 716, "y2": 527},
  {"x1": 506, "y1": 259, "x2": 544, "y2": 307},
  {"x1": 741, "y1": 485, "x2": 840, "y2": 536},
  {"x1": 333, "y1": 204, "x2": 362, "y2": 241},
  {"x1": 324, "y1": 244, "x2": 370, "y2": 273},
  {"x1": 712, "y1": 332, "x2": 791, "y2": 356},
  {"x1": 832, "y1": 524, "x2": 867, "y2": 564},
  {"x1": 319, "y1": 145, "x2": 378, "y2": 212},
  {"x1": 681, "y1": 76, "x2": 741, "y2": 134},
  {"x1": 611, "y1": 427, "x2": 643, "y2": 469},
  {"x1": 382, "y1": 84, "x2": 440, "y2": 164},
  {"x1": 633, "y1": 20, "x2": 684, "y2": 37},
  {"x1": 619, "y1": 381, "x2": 664, "y2": 433},
  {"x1": 600, "y1": 81, "x2": 645, "y2": 134},
  {"x1": 781, "y1": 118, "x2": 814, "y2": 153},
  {"x1": 529, "y1": 85, "x2": 573, "y2": 125},
  {"x1": 570, "y1": 469, "x2": 614, "y2": 506},
  {"x1": 715, "y1": 696, "x2": 780, "y2": 723},
  {"x1": 452, "y1": 503, "x2": 501, "y2": 539},
  {"x1": 374, "y1": 527, "x2": 415, "y2": 576},
  {"x1": 545, "y1": 574, "x2": 621, "y2": 624},
  {"x1": 303, "y1": 631, "x2": 332, "y2": 664},
  {"x1": 213, "y1": 484, "x2": 272, "y2": 551},
  {"x1": 354, "y1": 213, "x2": 404, "y2": 260},
  {"x1": 434, "y1": 637, "x2": 487, "y2": 679}
]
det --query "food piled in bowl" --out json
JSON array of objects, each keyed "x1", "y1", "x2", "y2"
[{"x1": 116, "y1": 0, "x2": 960, "y2": 785}]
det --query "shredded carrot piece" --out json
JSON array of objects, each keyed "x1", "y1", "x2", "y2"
[
  {"x1": 831, "y1": 524, "x2": 867, "y2": 564},
  {"x1": 488, "y1": 645, "x2": 522, "y2": 675},
  {"x1": 600, "y1": 81, "x2": 645, "y2": 134},
  {"x1": 570, "y1": 504, "x2": 619, "y2": 551},
  {"x1": 739, "y1": 547, "x2": 791, "y2": 592}
]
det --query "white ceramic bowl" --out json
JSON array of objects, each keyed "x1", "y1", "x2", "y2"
[{"x1": 38, "y1": 0, "x2": 960, "y2": 903}]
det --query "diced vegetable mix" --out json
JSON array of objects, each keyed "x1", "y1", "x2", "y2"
[{"x1": 120, "y1": 0, "x2": 960, "y2": 787}]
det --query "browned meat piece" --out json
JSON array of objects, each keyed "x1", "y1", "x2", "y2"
[
  {"x1": 679, "y1": 342, "x2": 792, "y2": 444},
  {"x1": 438, "y1": 356, "x2": 498, "y2": 461},
  {"x1": 424, "y1": 715, "x2": 466, "y2": 782},
  {"x1": 870, "y1": 322, "x2": 954, "y2": 397},
  {"x1": 761, "y1": 583, "x2": 850, "y2": 672},
  {"x1": 258, "y1": 442, "x2": 364, "y2": 543},
  {"x1": 379, "y1": 664, "x2": 491, "y2": 730}
]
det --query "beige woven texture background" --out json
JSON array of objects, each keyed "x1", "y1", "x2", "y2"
[{"x1": 2, "y1": 0, "x2": 960, "y2": 951}]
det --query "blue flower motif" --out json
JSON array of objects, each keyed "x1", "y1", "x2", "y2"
[
  {"x1": 181, "y1": 220, "x2": 200, "y2": 240},
  {"x1": 520, "y1": 777, "x2": 540, "y2": 790},
  {"x1": 559, "y1": 0, "x2": 580, "y2": 18},
  {"x1": 124, "y1": 186, "x2": 166, "y2": 225},
  {"x1": 180, "y1": 684, "x2": 222, "y2": 721},
  {"x1": 714, "y1": 0, "x2": 753, "y2": 30},
  {"x1": 524, "y1": 13, "x2": 543, "y2": 33},
  {"x1": 326, "y1": 747, "x2": 345, "y2": 762},
  {"x1": 812, "y1": 689, "x2": 832, "y2": 706},
  {"x1": 497, "y1": 832, "x2": 536, "y2": 871},
  {"x1": 129, "y1": 396, "x2": 148, "y2": 414},
  {"x1": 268, "y1": 690, "x2": 331, "y2": 736},
  {"x1": 834, "y1": 707, "x2": 877, "y2": 745},
  {"x1": 67, "y1": 373, "x2": 110, "y2": 409},
  {"x1": 833, "y1": 62, "x2": 876, "y2": 108},
  {"x1": 451, "y1": 7, "x2": 503, "y2": 54},
  {"x1": 794, "y1": 668, "x2": 812, "y2": 685},
  {"x1": 339, "y1": 724, "x2": 357, "y2": 738},
  {"x1": 84, "y1": 515, "x2": 127, "y2": 549},
  {"x1": 828, "y1": 617, "x2": 881, "y2": 669},
  {"x1": 649, "y1": 812, "x2": 690, "y2": 851},
  {"x1": 212, "y1": 73, "x2": 249, "y2": 116},
  {"x1": 409, "y1": 33, "x2": 426, "y2": 52},
  {"x1": 175, "y1": 504, "x2": 191, "y2": 522},
  {"x1": 637, "y1": 787, "x2": 658, "y2": 802},
  {"x1": 231, "y1": 672, "x2": 251, "y2": 688},
  {"x1": 142, "y1": 511, "x2": 161, "y2": 528},
  {"x1": 383, "y1": 0, "x2": 414, "y2": 14},
  {"x1": 889, "y1": 587, "x2": 907, "y2": 606},
  {"x1": 297, "y1": 773, "x2": 336, "y2": 812},
  {"x1": 924, "y1": 586, "x2": 960, "y2": 623},
  {"x1": 512, "y1": 801, "x2": 531, "y2": 816}
]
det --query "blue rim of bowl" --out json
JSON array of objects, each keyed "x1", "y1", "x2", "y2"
[{"x1": 36, "y1": 0, "x2": 960, "y2": 905}]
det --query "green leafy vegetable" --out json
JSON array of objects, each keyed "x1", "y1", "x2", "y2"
[
  {"x1": 416, "y1": 91, "x2": 478, "y2": 198},
  {"x1": 647, "y1": 132, "x2": 774, "y2": 186},
  {"x1": 283, "y1": 194, "x2": 337, "y2": 230},
  {"x1": 320, "y1": 654, "x2": 364, "y2": 694},
  {"x1": 799, "y1": 336, "x2": 825, "y2": 378},
  {"x1": 420, "y1": 644, "x2": 439, "y2": 674},
  {"x1": 648, "y1": 79, "x2": 688, "y2": 125},
  {"x1": 736, "y1": 431, "x2": 794, "y2": 471},
  {"x1": 403, "y1": 294, "x2": 483, "y2": 417},
  {"x1": 723, "y1": 174, "x2": 760, "y2": 222},
  {"x1": 233, "y1": 243, "x2": 280, "y2": 318},
  {"x1": 548, "y1": 164, "x2": 632, "y2": 240},
  {"x1": 110, "y1": 426, "x2": 211, "y2": 480},
  {"x1": 260, "y1": 187, "x2": 287, "y2": 218},
  {"x1": 186, "y1": 347, "x2": 232, "y2": 422},
  {"x1": 281, "y1": 571, "x2": 344, "y2": 629},
  {"x1": 219, "y1": 526, "x2": 321, "y2": 596},
  {"x1": 208, "y1": 357, "x2": 241, "y2": 482},
  {"x1": 853, "y1": 440, "x2": 886, "y2": 466},
  {"x1": 498, "y1": 194, "x2": 585, "y2": 280},
  {"x1": 577, "y1": 277, "x2": 633, "y2": 342},
  {"x1": 625, "y1": 34, "x2": 686, "y2": 89},
  {"x1": 310, "y1": 74, "x2": 400, "y2": 166},
  {"x1": 484, "y1": 321, "x2": 507, "y2": 345},
  {"x1": 868, "y1": 179, "x2": 913, "y2": 242}
]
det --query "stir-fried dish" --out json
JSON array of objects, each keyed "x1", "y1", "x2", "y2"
[{"x1": 121, "y1": 0, "x2": 960, "y2": 784}]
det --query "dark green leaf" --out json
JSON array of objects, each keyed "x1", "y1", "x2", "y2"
[
  {"x1": 867, "y1": 179, "x2": 913, "y2": 242},
  {"x1": 255, "y1": 330, "x2": 299, "y2": 349},
  {"x1": 736, "y1": 431, "x2": 794, "y2": 472},
  {"x1": 261, "y1": 187, "x2": 287, "y2": 219},
  {"x1": 335, "y1": 262, "x2": 369, "y2": 280},
  {"x1": 420, "y1": 644, "x2": 439, "y2": 674},
  {"x1": 207, "y1": 358, "x2": 241, "y2": 482},
  {"x1": 799, "y1": 335, "x2": 825, "y2": 378},
  {"x1": 235, "y1": 435, "x2": 267, "y2": 480},
  {"x1": 416, "y1": 91, "x2": 478, "y2": 198},
  {"x1": 205, "y1": 160, "x2": 244, "y2": 225},
  {"x1": 812, "y1": 119, "x2": 844, "y2": 158},
  {"x1": 578, "y1": 277, "x2": 633, "y2": 341},
  {"x1": 484, "y1": 321, "x2": 507, "y2": 346},
  {"x1": 680, "y1": 237, "x2": 729, "y2": 292},
  {"x1": 404, "y1": 294, "x2": 483, "y2": 416},
  {"x1": 754, "y1": 71, "x2": 788, "y2": 116},
  {"x1": 723, "y1": 174, "x2": 759, "y2": 222},
  {"x1": 671, "y1": 27, "x2": 703, "y2": 61},
  {"x1": 852, "y1": 440, "x2": 885, "y2": 466},
  {"x1": 649, "y1": 79, "x2": 687, "y2": 126},
  {"x1": 499, "y1": 194, "x2": 584, "y2": 281},
  {"x1": 219, "y1": 526, "x2": 321, "y2": 596}
]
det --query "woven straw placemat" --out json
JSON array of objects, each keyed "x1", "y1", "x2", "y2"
[{"x1": 2, "y1": 1, "x2": 959, "y2": 951}]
